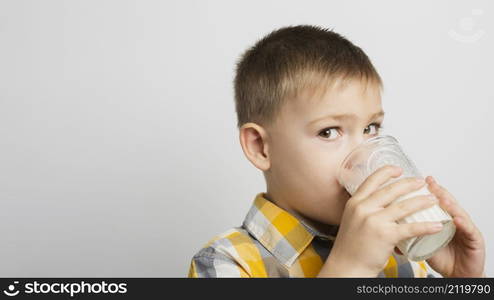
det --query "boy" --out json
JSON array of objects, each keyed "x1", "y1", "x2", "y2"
[{"x1": 188, "y1": 25, "x2": 485, "y2": 278}]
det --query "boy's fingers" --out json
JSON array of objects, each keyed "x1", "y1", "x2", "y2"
[
  {"x1": 439, "y1": 197, "x2": 480, "y2": 241},
  {"x1": 352, "y1": 165, "x2": 402, "y2": 202},
  {"x1": 378, "y1": 194, "x2": 437, "y2": 221},
  {"x1": 438, "y1": 196, "x2": 471, "y2": 221},
  {"x1": 396, "y1": 221, "x2": 444, "y2": 241},
  {"x1": 425, "y1": 177, "x2": 482, "y2": 243},
  {"x1": 364, "y1": 176, "x2": 427, "y2": 208},
  {"x1": 426, "y1": 176, "x2": 457, "y2": 204},
  {"x1": 426, "y1": 176, "x2": 472, "y2": 222}
]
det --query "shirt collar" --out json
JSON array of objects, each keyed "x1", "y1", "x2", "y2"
[{"x1": 242, "y1": 192, "x2": 339, "y2": 268}]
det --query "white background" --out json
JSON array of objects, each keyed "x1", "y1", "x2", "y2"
[{"x1": 0, "y1": 0, "x2": 492, "y2": 277}]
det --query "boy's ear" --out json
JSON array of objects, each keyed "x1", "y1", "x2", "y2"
[{"x1": 239, "y1": 123, "x2": 271, "y2": 171}]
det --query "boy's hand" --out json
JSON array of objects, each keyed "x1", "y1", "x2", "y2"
[
  {"x1": 320, "y1": 165, "x2": 444, "y2": 277},
  {"x1": 424, "y1": 176, "x2": 486, "y2": 277}
]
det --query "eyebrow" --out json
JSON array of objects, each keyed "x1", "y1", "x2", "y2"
[{"x1": 309, "y1": 110, "x2": 385, "y2": 126}]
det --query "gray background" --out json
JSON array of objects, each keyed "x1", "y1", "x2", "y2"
[{"x1": 0, "y1": 0, "x2": 492, "y2": 277}]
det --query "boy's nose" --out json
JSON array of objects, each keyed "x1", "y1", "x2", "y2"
[
  {"x1": 340, "y1": 136, "x2": 369, "y2": 168},
  {"x1": 348, "y1": 136, "x2": 367, "y2": 151}
]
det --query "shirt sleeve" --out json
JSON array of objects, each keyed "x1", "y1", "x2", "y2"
[
  {"x1": 188, "y1": 248, "x2": 251, "y2": 278},
  {"x1": 415, "y1": 260, "x2": 441, "y2": 278}
]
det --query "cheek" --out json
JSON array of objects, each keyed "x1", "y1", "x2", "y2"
[
  {"x1": 271, "y1": 135, "x2": 346, "y2": 184},
  {"x1": 310, "y1": 154, "x2": 349, "y2": 192},
  {"x1": 295, "y1": 159, "x2": 341, "y2": 194},
  {"x1": 272, "y1": 138, "x2": 315, "y2": 167},
  {"x1": 269, "y1": 143, "x2": 312, "y2": 184}
]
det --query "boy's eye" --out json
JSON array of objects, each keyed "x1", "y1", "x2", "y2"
[
  {"x1": 364, "y1": 123, "x2": 382, "y2": 135},
  {"x1": 318, "y1": 127, "x2": 340, "y2": 140},
  {"x1": 318, "y1": 123, "x2": 383, "y2": 140}
]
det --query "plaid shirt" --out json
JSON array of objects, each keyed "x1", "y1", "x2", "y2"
[{"x1": 188, "y1": 192, "x2": 435, "y2": 278}]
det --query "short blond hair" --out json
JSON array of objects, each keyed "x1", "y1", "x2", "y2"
[{"x1": 233, "y1": 25, "x2": 383, "y2": 129}]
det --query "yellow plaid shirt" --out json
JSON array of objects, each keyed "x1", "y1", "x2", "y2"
[{"x1": 188, "y1": 192, "x2": 434, "y2": 278}]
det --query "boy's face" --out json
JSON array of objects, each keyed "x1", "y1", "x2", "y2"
[{"x1": 264, "y1": 78, "x2": 384, "y2": 232}]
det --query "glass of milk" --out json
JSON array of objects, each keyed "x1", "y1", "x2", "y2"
[{"x1": 337, "y1": 135, "x2": 456, "y2": 261}]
